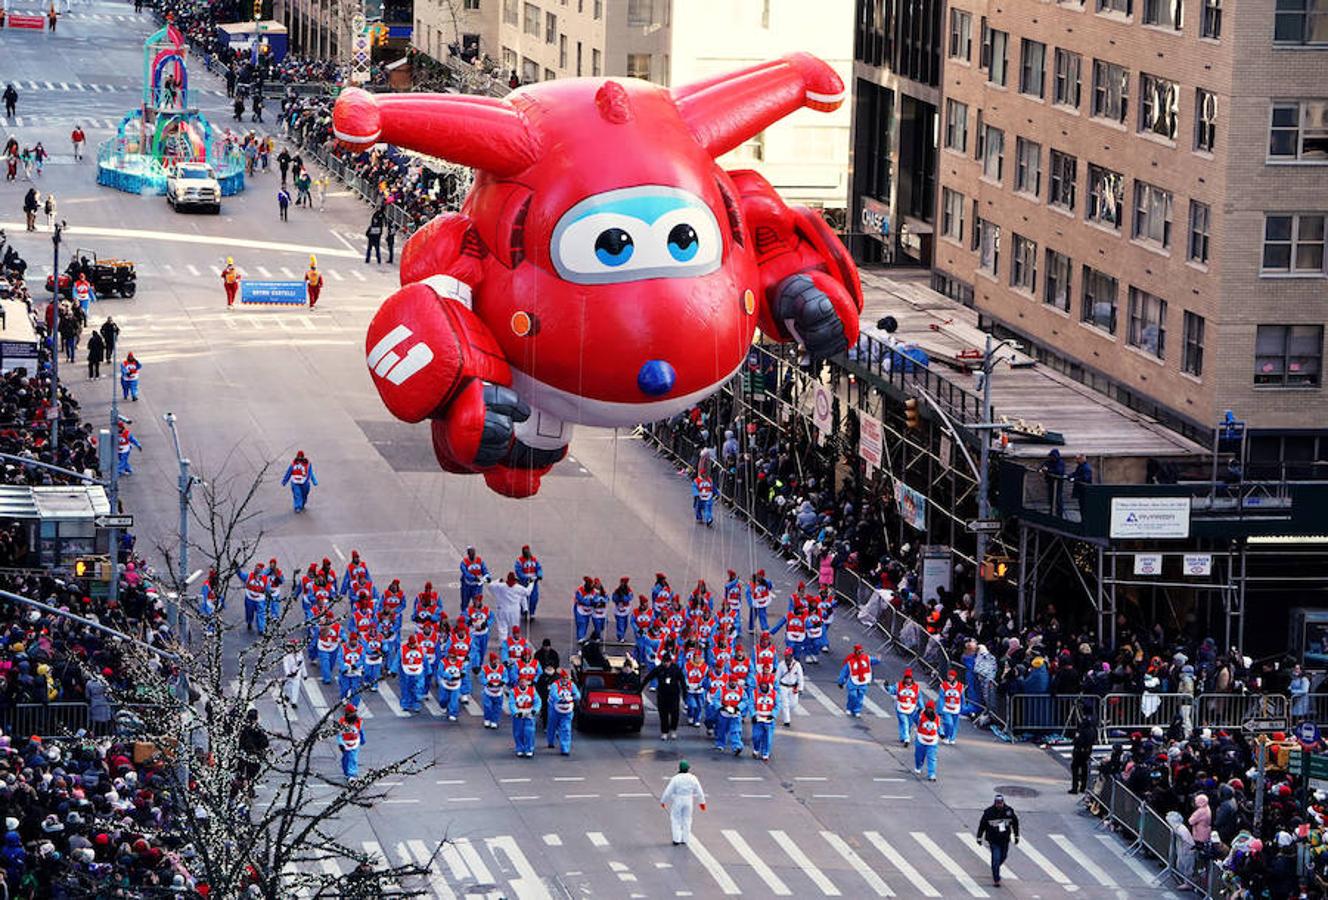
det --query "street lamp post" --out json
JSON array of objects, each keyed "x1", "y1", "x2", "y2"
[
  {"x1": 163, "y1": 412, "x2": 197, "y2": 635},
  {"x1": 48, "y1": 222, "x2": 62, "y2": 450},
  {"x1": 107, "y1": 342, "x2": 120, "y2": 610},
  {"x1": 973, "y1": 334, "x2": 995, "y2": 618}
]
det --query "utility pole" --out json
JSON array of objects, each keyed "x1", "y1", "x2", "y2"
[
  {"x1": 107, "y1": 343, "x2": 120, "y2": 610},
  {"x1": 48, "y1": 222, "x2": 62, "y2": 450},
  {"x1": 973, "y1": 333, "x2": 995, "y2": 619},
  {"x1": 163, "y1": 412, "x2": 197, "y2": 636}
]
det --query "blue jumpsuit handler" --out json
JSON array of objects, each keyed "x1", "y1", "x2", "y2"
[
  {"x1": 692, "y1": 473, "x2": 715, "y2": 526},
  {"x1": 507, "y1": 681, "x2": 542, "y2": 758},
  {"x1": 749, "y1": 683, "x2": 782, "y2": 760},
  {"x1": 713, "y1": 678, "x2": 750, "y2": 754},
  {"x1": 399, "y1": 637, "x2": 427, "y2": 712},
  {"x1": 746, "y1": 571, "x2": 773, "y2": 633},
  {"x1": 480, "y1": 656, "x2": 509, "y2": 728},
  {"x1": 515, "y1": 547, "x2": 543, "y2": 618},
  {"x1": 914, "y1": 704, "x2": 940, "y2": 780},
  {"x1": 545, "y1": 673, "x2": 582, "y2": 755},
  {"x1": 611, "y1": 579, "x2": 634, "y2": 641},
  {"x1": 116, "y1": 426, "x2": 142, "y2": 476},
  {"x1": 459, "y1": 548, "x2": 489, "y2": 611},
  {"x1": 683, "y1": 659, "x2": 708, "y2": 726},
  {"x1": 836, "y1": 646, "x2": 881, "y2": 717},
  {"x1": 436, "y1": 655, "x2": 467, "y2": 721},
  {"x1": 236, "y1": 567, "x2": 270, "y2": 635},
  {"x1": 940, "y1": 671, "x2": 965, "y2": 743},
  {"x1": 887, "y1": 670, "x2": 922, "y2": 744},
  {"x1": 336, "y1": 705, "x2": 365, "y2": 780},
  {"x1": 280, "y1": 451, "x2": 317, "y2": 513},
  {"x1": 573, "y1": 579, "x2": 595, "y2": 643}
]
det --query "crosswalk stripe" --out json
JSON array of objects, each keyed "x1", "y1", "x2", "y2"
[
  {"x1": 722, "y1": 829, "x2": 790, "y2": 895},
  {"x1": 281, "y1": 266, "x2": 296, "y2": 278},
  {"x1": 770, "y1": 829, "x2": 840, "y2": 895},
  {"x1": 59, "y1": 82, "x2": 69, "y2": 90},
  {"x1": 486, "y1": 835, "x2": 553, "y2": 900},
  {"x1": 865, "y1": 831, "x2": 940, "y2": 897},
  {"x1": 258, "y1": 266, "x2": 272, "y2": 277},
  {"x1": 43, "y1": 82, "x2": 53, "y2": 90},
  {"x1": 954, "y1": 832, "x2": 1019, "y2": 879},
  {"x1": 437, "y1": 841, "x2": 469, "y2": 881},
  {"x1": 27, "y1": 81, "x2": 38, "y2": 91},
  {"x1": 911, "y1": 833, "x2": 988, "y2": 897},
  {"x1": 187, "y1": 264, "x2": 201, "y2": 277},
  {"x1": 352, "y1": 269, "x2": 367, "y2": 281},
  {"x1": 317, "y1": 857, "x2": 342, "y2": 878},
  {"x1": 961, "y1": 838, "x2": 1019, "y2": 881},
  {"x1": 794, "y1": 701, "x2": 811, "y2": 717},
  {"x1": 376, "y1": 681, "x2": 411, "y2": 717},
  {"x1": 355, "y1": 693, "x2": 375, "y2": 718},
  {"x1": 270, "y1": 683, "x2": 298, "y2": 722},
  {"x1": 862, "y1": 696, "x2": 890, "y2": 718},
  {"x1": 687, "y1": 836, "x2": 741, "y2": 895},
  {"x1": 641, "y1": 692, "x2": 656, "y2": 711},
  {"x1": 1094, "y1": 834, "x2": 1157, "y2": 884},
  {"x1": 299, "y1": 315, "x2": 316, "y2": 330},
  {"x1": 405, "y1": 839, "x2": 457, "y2": 900},
  {"x1": 1050, "y1": 834, "x2": 1115, "y2": 887},
  {"x1": 362, "y1": 840, "x2": 384, "y2": 862},
  {"x1": 454, "y1": 838, "x2": 493, "y2": 884},
  {"x1": 587, "y1": 831, "x2": 609, "y2": 847},
  {"x1": 302, "y1": 677, "x2": 330, "y2": 716},
  {"x1": 210, "y1": 265, "x2": 222, "y2": 276},
  {"x1": 1018, "y1": 837, "x2": 1078, "y2": 891},
  {"x1": 90, "y1": 84, "x2": 102, "y2": 92},
  {"x1": 542, "y1": 834, "x2": 561, "y2": 846},
  {"x1": 821, "y1": 831, "x2": 892, "y2": 896},
  {"x1": 421, "y1": 692, "x2": 446, "y2": 718},
  {"x1": 463, "y1": 695, "x2": 483, "y2": 717},
  {"x1": 803, "y1": 682, "x2": 844, "y2": 717},
  {"x1": 329, "y1": 269, "x2": 344, "y2": 281}
]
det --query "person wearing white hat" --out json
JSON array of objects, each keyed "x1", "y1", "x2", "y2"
[{"x1": 660, "y1": 760, "x2": 706, "y2": 846}]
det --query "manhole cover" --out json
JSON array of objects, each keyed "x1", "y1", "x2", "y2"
[{"x1": 993, "y1": 785, "x2": 1039, "y2": 799}]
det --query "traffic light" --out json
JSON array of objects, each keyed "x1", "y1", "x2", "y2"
[
  {"x1": 980, "y1": 557, "x2": 1011, "y2": 581},
  {"x1": 252, "y1": 0, "x2": 261, "y2": 20},
  {"x1": 74, "y1": 557, "x2": 92, "y2": 578},
  {"x1": 904, "y1": 398, "x2": 921, "y2": 430}
]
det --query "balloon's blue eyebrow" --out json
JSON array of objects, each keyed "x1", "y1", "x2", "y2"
[{"x1": 570, "y1": 194, "x2": 697, "y2": 226}]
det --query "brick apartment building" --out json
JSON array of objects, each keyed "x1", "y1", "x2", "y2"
[{"x1": 884, "y1": 0, "x2": 1328, "y2": 468}]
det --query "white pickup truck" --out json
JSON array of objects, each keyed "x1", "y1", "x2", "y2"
[{"x1": 166, "y1": 162, "x2": 222, "y2": 214}]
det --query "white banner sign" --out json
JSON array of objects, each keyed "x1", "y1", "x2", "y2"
[
  {"x1": 1109, "y1": 497, "x2": 1191, "y2": 539},
  {"x1": 1183, "y1": 553, "x2": 1213, "y2": 576},
  {"x1": 812, "y1": 384, "x2": 833, "y2": 435},
  {"x1": 858, "y1": 416, "x2": 883, "y2": 470},
  {"x1": 1134, "y1": 553, "x2": 1163, "y2": 576}
]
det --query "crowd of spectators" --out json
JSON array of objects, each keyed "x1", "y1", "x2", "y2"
[{"x1": 1092, "y1": 718, "x2": 1328, "y2": 897}]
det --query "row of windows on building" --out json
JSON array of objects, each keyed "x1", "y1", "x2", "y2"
[
  {"x1": 941, "y1": 191, "x2": 1326, "y2": 386},
  {"x1": 950, "y1": 0, "x2": 1325, "y2": 46}
]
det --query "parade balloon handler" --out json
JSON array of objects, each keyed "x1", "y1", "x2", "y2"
[
  {"x1": 333, "y1": 52, "x2": 863, "y2": 498},
  {"x1": 514, "y1": 545, "x2": 543, "y2": 618},
  {"x1": 281, "y1": 450, "x2": 317, "y2": 513}
]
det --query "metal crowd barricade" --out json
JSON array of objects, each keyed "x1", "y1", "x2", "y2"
[
  {"x1": 1137, "y1": 804, "x2": 1178, "y2": 883},
  {"x1": 1194, "y1": 692, "x2": 1288, "y2": 731},
  {"x1": 0, "y1": 702, "x2": 91, "y2": 739},
  {"x1": 1091, "y1": 774, "x2": 1224, "y2": 896},
  {"x1": 1005, "y1": 693, "x2": 1101, "y2": 737}
]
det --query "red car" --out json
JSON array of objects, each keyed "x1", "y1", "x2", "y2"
[{"x1": 572, "y1": 642, "x2": 645, "y2": 733}]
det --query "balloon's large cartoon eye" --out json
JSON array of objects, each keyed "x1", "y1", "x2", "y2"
[
  {"x1": 667, "y1": 224, "x2": 698, "y2": 262},
  {"x1": 551, "y1": 186, "x2": 723, "y2": 285},
  {"x1": 595, "y1": 228, "x2": 635, "y2": 267}
]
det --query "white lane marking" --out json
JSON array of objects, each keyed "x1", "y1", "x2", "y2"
[
  {"x1": 688, "y1": 836, "x2": 741, "y2": 895},
  {"x1": 1094, "y1": 834, "x2": 1157, "y2": 885},
  {"x1": 542, "y1": 834, "x2": 561, "y2": 846},
  {"x1": 739, "y1": 793, "x2": 772, "y2": 799},
  {"x1": 641, "y1": 692, "x2": 656, "y2": 710},
  {"x1": 445, "y1": 797, "x2": 480, "y2": 803},
  {"x1": 610, "y1": 775, "x2": 640, "y2": 781},
  {"x1": 865, "y1": 831, "x2": 940, "y2": 897},
  {"x1": 804, "y1": 682, "x2": 844, "y2": 717},
  {"x1": 376, "y1": 682, "x2": 411, "y2": 717},
  {"x1": 333, "y1": 545, "x2": 347, "y2": 560},
  {"x1": 281, "y1": 266, "x2": 296, "y2": 278},
  {"x1": 487, "y1": 835, "x2": 554, "y2": 900},
  {"x1": 463, "y1": 696, "x2": 483, "y2": 717},
  {"x1": 500, "y1": 778, "x2": 532, "y2": 784},
  {"x1": 318, "y1": 858, "x2": 342, "y2": 879},
  {"x1": 728, "y1": 776, "x2": 764, "y2": 782},
  {"x1": 187, "y1": 264, "x2": 200, "y2": 276},
  {"x1": 956, "y1": 838, "x2": 1025, "y2": 881},
  {"x1": 770, "y1": 829, "x2": 840, "y2": 895},
  {"x1": 421, "y1": 693, "x2": 446, "y2": 718},
  {"x1": 400, "y1": 840, "x2": 456, "y2": 900},
  {"x1": 302, "y1": 678, "x2": 330, "y2": 716},
  {"x1": 510, "y1": 795, "x2": 540, "y2": 801},
  {"x1": 813, "y1": 794, "x2": 849, "y2": 799},
  {"x1": 330, "y1": 229, "x2": 358, "y2": 252},
  {"x1": 59, "y1": 82, "x2": 69, "y2": 91},
  {"x1": 430, "y1": 838, "x2": 469, "y2": 882},
  {"x1": 351, "y1": 268, "x2": 367, "y2": 281},
  {"x1": 43, "y1": 82, "x2": 53, "y2": 90},
  {"x1": 587, "y1": 832, "x2": 609, "y2": 848},
  {"x1": 435, "y1": 779, "x2": 467, "y2": 785},
  {"x1": 822, "y1": 831, "x2": 893, "y2": 896},
  {"x1": 329, "y1": 269, "x2": 345, "y2": 281},
  {"x1": 1050, "y1": 834, "x2": 1116, "y2": 887},
  {"x1": 794, "y1": 776, "x2": 827, "y2": 782},
  {"x1": 863, "y1": 697, "x2": 891, "y2": 718},
  {"x1": 381, "y1": 798, "x2": 417, "y2": 804},
  {"x1": 362, "y1": 841, "x2": 384, "y2": 861},
  {"x1": 795, "y1": 703, "x2": 811, "y2": 717},
  {"x1": 617, "y1": 792, "x2": 651, "y2": 798},
  {"x1": 554, "y1": 776, "x2": 584, "y2": 782},
  {"x1": 258, "y1": 266, "x2": 272, "y2": 278},
  {"x1": 564, "y1": 793, "x2": 599, "y2": 799},
  {"x1": 911, "y1": 833, "x2": 988, "y2": 897},
  {"x1": 873, "y1": 778, "x2": 906, "y2": 782},
  {"x1": 90, "y1": 83, "x2": 102, "y2": 92},
  {"x1": 210, "y1": 265, "x2": 222, "y2": 276},
  {"x1": 454, "y1": 839, "x2": 493, "y2": 885},
  {"x1": 723, "y1": 829, "x2": 790, "y2": 895},
  {"x1": 609, "y1": 860, "x2": 637, "y2": 882},
  {"x1": 1019, "y1": 838, "x2": 1078, "y2": 892}
]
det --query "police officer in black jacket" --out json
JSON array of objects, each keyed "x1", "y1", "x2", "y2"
[
  {"x1": 1070, "y1": 715, "x2": 1096, "y2": 794},
  {"x1": 641, "y1": 651, "x2": 684, "y2": 740},
  {"x1": 976, "y1": 792, "x2": 1020, "y2": 886}
]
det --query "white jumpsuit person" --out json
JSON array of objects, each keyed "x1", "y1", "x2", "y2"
[
  {"x1": 776, "y1": 652, "x2": 804, "y2": 725},
  {"x1": 281, "y1": 644, "x2": 308, "y2": 708},
  {"x1": 485, "y1": 576, "x2": 533, "y2": 643},
  {"x1": 660, "y1": 761, "x2": 706, "y2": 845}
]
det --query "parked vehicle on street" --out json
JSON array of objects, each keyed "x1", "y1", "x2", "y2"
[{"x1": 166, "y1": 162, "x2": 221, "y2": 214}]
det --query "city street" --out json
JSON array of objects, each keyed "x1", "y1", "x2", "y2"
[{"x1": 2, "y1": 8, "x2": 1177, "y2": 898}]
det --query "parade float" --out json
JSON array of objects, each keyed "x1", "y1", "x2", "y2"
[{"x1": 97, "y1": 21, "x2": 245, "y2": 197}]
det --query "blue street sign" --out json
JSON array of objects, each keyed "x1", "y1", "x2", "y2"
[
  {"x1": 1298, "y1": 721, "x2": 1321, "y2": 745},
  {"x1": 240, "y1": 280, "x2": 307, "y2": 305}
]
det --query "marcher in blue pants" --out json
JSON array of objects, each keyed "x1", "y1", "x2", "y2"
[
  {"x1": 507, "y1": 679, "x2": 542, "y2": 758},
  {"x1": 836, "y1": 645, "x2": 881, "y2": 718},
  {"x1": 749, "y1": 682, "x2": 781, "y2": 760},
  {"x1": 887, "y1": 669, "x2": 921, "y2": 744},
  {"x1": 436, "y1": 656, "x2": 466, "y2": 721},
  {"x1": 515, "y1": 546, "x2": 542, "y2": 618},
  {"x1": 281, "y1": 451, "x2": 317, "y2": 513},
  {"x1": 337, "y1": 705, "x2": 364, "y2": 780},
  {"x1": 714, "y1": 678, "x2": 749, "y2": 754},
  {"x1": 545, "y1": 673, "x2": 581, "y2": 755},
  {"x1": 914, "y1": 703, "x2": 940, "y2": 781},
  {"x1": 480, "y1": 654, "x2": 507, "y2": 729}
]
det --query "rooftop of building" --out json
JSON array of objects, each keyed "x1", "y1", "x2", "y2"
[{"x1": 854, "y1": 267, "x2": 1206, "y2": 462}]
